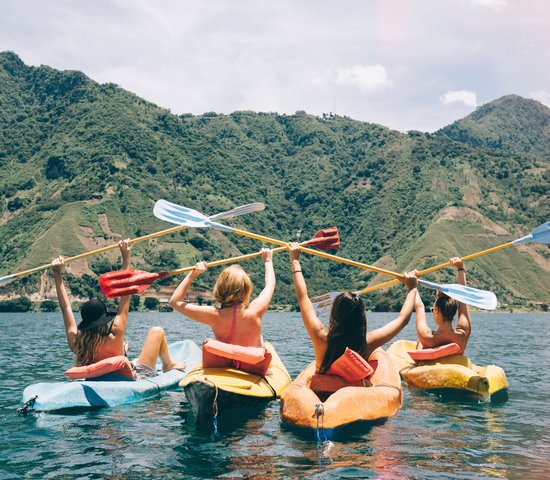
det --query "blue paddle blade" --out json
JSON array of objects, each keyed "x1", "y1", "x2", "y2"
[
  {"x1": 153, "y1": 200, "x2": 234, "y2": 232},
  {"x1": 419, "y1": 280, "x2": 498, "y2": 310},
  {"x1": 513, "y1": 221, "x2": 550, "y2": 245},
  {"x1": 209, "y1": 203, "x2": 265, "y2": 220}
]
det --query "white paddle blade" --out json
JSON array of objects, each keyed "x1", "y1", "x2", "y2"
[
  {"x1": 0, "y1": 274, "x2": 15, "y2": 285},
  {"x1": 154, "y1": 200, "x2": 233, "y2": 232},
  {"x1": 209, "y1": 203, "x2": 265, "y2": 220},
  {"x1": 513, "y1": 221, "x2": 550, "y2": 245},
  {"x1": 310, "y1": 290, "x2": 363, "y2": 317},
  {"x1": 311, "y1": 291, "x2": 341, "y2": 317},
  {"x1": 419, "y1": 280, "x2": 498, "y2": 310}
]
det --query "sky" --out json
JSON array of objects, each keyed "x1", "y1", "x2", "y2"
[{"x1": 1, "y1": 0, "x2": 548, "y2": 132}]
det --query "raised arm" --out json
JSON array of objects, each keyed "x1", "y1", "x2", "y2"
[
  {"x1": 110, "y1": 239, "x2": 133, "y2": 336},
  {"x1": 450, "y1": 257, "x2": 471, "y2": 340},
  {"x1": 367, "y1": 272, "x2": 418, "y2": 354},
  {"x1": 52, "y1": 256, "x2": 78, "y2": 353},
  {"x1": 287, "y1": 243, "x2": 327, "y2": 350},
  {"x1": 248, "y1": 248, "x2": 276, "y2": 317},
  {"x1": 169, "y1": 262, "x2": 217, "y2": 325},
  {"x1": 414, "y1": 289, "x2": 436, "y2": 348}
]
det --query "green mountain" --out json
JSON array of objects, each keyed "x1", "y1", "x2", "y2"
[{"x1": 0, "y1": 51, "x2": 548, "y2": 311}]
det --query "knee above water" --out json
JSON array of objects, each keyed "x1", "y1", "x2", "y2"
[{"x1": 148, "y1": 326, "x2": 165, "y2": 336}]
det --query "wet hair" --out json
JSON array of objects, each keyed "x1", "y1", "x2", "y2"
[
  {"x1": 213, "y1": 265, "x2": 253, "y2": 308},
  {"x1": 434, "y1": 293, "x2": 458, "y2": 322},
  {"x1": 318, "y1": 291, "x2": 368, "y2": 374},
  {"x1": 74, "y1": 322, "x2": 112, "y2": 366}
]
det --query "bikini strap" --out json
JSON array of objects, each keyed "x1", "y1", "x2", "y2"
[{"x1": 225, "y1": 302, "x2": 240, "y2": 343}]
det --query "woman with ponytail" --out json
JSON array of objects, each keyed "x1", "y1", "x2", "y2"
[
  {"x1": 286, "y1": 243, "x2": 419, "y2": 372},
  {"x1": 413, "y1": 257, "x2": 471, "y2": 352},
  {"x1": 52, "y1": 240, "x2": 185, "y2": 379},
  {"x1": 169, "y1": 248, "x2": 275, "y2": 348}
]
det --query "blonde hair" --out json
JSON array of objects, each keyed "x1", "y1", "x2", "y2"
[
  {"x1": 74, "y1": 323, "x2": 111, "y2": 366},
  {"x1": 213, "y1": 265, "x2": 253, "y2": 308}
]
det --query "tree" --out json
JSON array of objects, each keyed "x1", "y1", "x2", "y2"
[
  {"x1": 0, "y1": 297, "x2": 32, "y2": 312},
  {"x1": 130, "y1": 295, "x2": 140, "y2": 311},
  {"x1": 144, "y1": 297, "x2": 159, "y2": 311},
  {"x1": 40, "y1": 300, "x2": 58, "y2": 312}
]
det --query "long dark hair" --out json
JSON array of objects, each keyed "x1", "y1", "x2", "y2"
[{"x1": 318, "y1": 292, "x2": 368, "y2": 374}]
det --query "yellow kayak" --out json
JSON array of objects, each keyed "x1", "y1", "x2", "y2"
[
  {"x1": 387, "y1": 340, "x2": 508, "y2": 402},
  {"x1": 180, "y1": 342, "x2": 291, "y2": 423}
]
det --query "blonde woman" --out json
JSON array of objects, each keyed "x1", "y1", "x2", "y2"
[
  {"x1": 169, "y1": 248, "x2": 275, "y2": 349},
  {"x1": 52, "y1": 240, "x2": 185, "y2": 379}
]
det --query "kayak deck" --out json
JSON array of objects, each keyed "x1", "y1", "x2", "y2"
[
  {"x1": 387, "y1": 340, "x2": 509, "y2": 402},
  {"x1": 180, "y1": 342, "x2": 291, "y2": 423},
  {"x1": 20, "y1": 340, "x2": 202, "y2": 413},
  {"x1": 280, "y1": 348, "x2": 402, "y2": 436}
]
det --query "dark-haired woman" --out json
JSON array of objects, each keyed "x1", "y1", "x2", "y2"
[
  {"x1": 286, "y1": 243, "x2": 419, "y2": 371},
  {"x1": 52, "y1": 240, "x2": 185, "y2": 378},
  {"x1": 414, "y1": 257, "x2": 471, "y2": 352}
]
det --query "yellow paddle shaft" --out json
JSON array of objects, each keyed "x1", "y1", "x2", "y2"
[
  {"x1": 165, "y1": 245, "x2": 289, "y2": 276},
  {"x1": 7, "y1": 224, "x2": 192, "y2": 281},
  {"x1": 164, "y1": 234, "x2": 327, "y2": 276},
  {"x1": 357, "y1": 241, "x2": 514, "y2": 295},
  {"x1": 228, "y1": 228, "x2": 406, "y2": 279}
]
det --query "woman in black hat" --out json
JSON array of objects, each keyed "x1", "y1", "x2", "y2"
[{"x1": 52, "y1": 240, "x2": 185, "y2": 379}]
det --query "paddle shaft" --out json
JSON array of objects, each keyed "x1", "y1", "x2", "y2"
[
  {"x1": 164, "y1": 236, "x2": 327, "y2": 277},
  {"x1": 230, "y1": 228, "x2": 406, "y2": 279},
  {"x1": 357, "y1": 241, "x2": 514, "y2": 295},
  {"x1": 7, "y1": 224, "x2": 191, "y2": 281}
]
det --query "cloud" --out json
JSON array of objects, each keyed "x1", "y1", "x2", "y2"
[
  {"x1": 470, "y1": 0, "x2": 507, "y2": 8},
  {"x1": 528, "y1": 90, "x2": 550, "y2": 107},
  {"x1": 335, "y1": 64, "x2": 392, "y2": 93},
  {"x1": 439, "y1": 90, "x2": 478, "y2": 107}
]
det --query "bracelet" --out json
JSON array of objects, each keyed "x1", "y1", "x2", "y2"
[
  {"x1": 458, "y1": 268, "x2": 465, "y2": 271},
  {"x1": 292, "y1": 270, "x2": 302, "y2": 275}
]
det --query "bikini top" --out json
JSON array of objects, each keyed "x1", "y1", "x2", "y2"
[{"x1": 224, "y1": 302, "x2": 240, "y2": 344}]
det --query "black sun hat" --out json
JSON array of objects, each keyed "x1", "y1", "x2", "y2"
[{"x1": 78, "y1": 299, "x2": 117, "y2": 331}]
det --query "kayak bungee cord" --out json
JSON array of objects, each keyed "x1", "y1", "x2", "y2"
[
  {"x1": 16, "y1": 395, "x2": 37, "y2": 415},
  {"x1": 314, "y1": 403, "x2": 326, "y2": 442}
]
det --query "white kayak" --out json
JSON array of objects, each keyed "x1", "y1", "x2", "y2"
[{"x1": 20, "y1": 340, "x2": 201, "y2": 413}]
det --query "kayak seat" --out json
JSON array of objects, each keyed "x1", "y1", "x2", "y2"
[
  {"x1": 407, "y1": 343, "x2": 464, "y2": 362},
  {"x1": 327, "y1": 347, "x2": 375, "y2": 382},
  {"x1": 202, "y1": 338, "x2": 272, "y2": 376},
  {"x1": 310, "y1": 373, "x2": 367, "y2": 396},
  {"x1": 64, "y1": 355, "x2": 135, "y2": 380}
]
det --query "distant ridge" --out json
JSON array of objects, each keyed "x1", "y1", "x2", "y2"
[{"x1": 437, "y1": 94, "x2": 550, "y2": 160}]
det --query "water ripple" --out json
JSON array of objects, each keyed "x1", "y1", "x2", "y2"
[{"x1": 1, "y1": 312, "x2": 549, "y2": 479}]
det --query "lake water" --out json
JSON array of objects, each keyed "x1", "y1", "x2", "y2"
[{"x1": 1, "y1": 311, "x2": 549, "y2": 479}]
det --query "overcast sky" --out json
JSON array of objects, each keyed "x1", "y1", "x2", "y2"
[{"x1": 1, "y1": 0, "x2": 548, "y2": 132}]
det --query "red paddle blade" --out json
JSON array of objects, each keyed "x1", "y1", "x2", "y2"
[
  {"x1": 305, "y1": 227, "x2": 340, "y2": 250},
  {"x1": 99, "y1": 269, "x2": 163, "y2": 298}
]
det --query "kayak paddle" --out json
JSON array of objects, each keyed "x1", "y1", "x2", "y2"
[
  {"x1": 311, "y1": 274, "x2": 497, "y2": 316},
  {"x1": 99, "y1": 227, "x2": 340, "y2": 298},
  {"x1": 153, "y1": 200, "x2": 497, "y2": 310},
  {"x1": 154, "y1": 199, "x2": 417, "y2": 277},
  {"x1": 356, "y1": 221, "x2": 550, "y2": 295},
  {"x1": 0, "y1": 202, "x2": 265, "y2": 286}
]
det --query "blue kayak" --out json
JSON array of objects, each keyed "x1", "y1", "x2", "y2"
[{"x1": 20, "y1": 340, "x2": 201, "y2": 412}]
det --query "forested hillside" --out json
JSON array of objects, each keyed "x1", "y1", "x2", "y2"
[{"x1": 1, "y1": 51, "x2": 548, "y2": 310}]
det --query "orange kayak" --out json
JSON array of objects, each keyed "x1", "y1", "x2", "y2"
[{"x1": 280, "y1": 348, "x2": 402, "y2": 435}]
